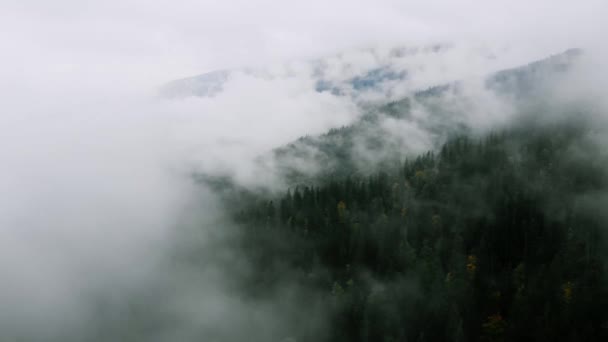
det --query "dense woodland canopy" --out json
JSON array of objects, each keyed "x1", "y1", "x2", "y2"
[{"x1": 224, "y1": 116, "x2": 608, "y2": 342}]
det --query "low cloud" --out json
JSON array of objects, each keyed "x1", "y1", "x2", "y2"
[{"x1": 0, "y1": 0, "x2": 606, "y2": 340}]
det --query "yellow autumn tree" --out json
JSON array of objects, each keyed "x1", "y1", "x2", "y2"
[
  {"x1": 431, "y1": 214, "x2": 441, "y2": 227},
  {"x1": 337, "y1": 201, "x2": 347, "y2": 221},
  {"x1": 562, "y1": 281, "x2": 573, "y2": 304},
  {"x1": 466, "y1": 255, "x2": 477, "y2": 278},
  {"x1": 414, "y1": 170, "x2": 426, "y2": 182},
  {"x1": 482, "y1": 313, "x2": 506, "y2": 342}
]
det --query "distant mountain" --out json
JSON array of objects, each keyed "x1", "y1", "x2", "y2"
[
  {"x1": 161, "y1": 46, "x2": 581, "y2": 104},
  {"x1": 188, "y1": 48, "x2": 583, "y2": 188},
  {"x1": 486, "y1": 48, "x2": 582, "y2": 96},
  {"x1": 267, "y1": 49, "x2": 583, "y2": 185},
  {"x1": 159, "y1": 44, "x2": 453, "y2": 99},
  {"x1": 160, "y1": 69, "x2": 230, "y2": 98}
]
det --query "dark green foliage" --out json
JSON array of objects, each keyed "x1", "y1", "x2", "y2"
[{"x1": 231, "y1": 119, "x2": 608, "y2": 341}]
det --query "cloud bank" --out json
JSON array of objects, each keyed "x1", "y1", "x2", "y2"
[{"x1": 0, "y1": 0, "x2": 606, "y2": 340}]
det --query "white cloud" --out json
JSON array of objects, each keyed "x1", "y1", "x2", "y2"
[{"x1": 0, "y1": 0, "x2": 606, "y2": 339}]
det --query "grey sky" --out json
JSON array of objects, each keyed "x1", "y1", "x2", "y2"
[{"x1": 2, "y1": 0, "x2": 606, "y2": 89}]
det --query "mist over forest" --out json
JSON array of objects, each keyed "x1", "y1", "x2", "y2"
[{"x1": 1, "y1": 1, "x2": 608, "y2": 341}]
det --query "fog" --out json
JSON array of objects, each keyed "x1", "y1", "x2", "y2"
[{"x1": 1, "y1": 0, "x2": 607, "y2": 340}]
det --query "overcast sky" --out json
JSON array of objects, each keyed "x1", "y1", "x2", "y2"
[{"x1": 2, "y1": 0, "x2": 606, "y2": 90}]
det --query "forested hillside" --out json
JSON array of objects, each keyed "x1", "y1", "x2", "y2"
[
  {"x1": 270, "y1": 49, "x2": 582, "y2": 186},
  {"x1": 226, "y1": 115, "x2": 608, "y2": 341}
]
